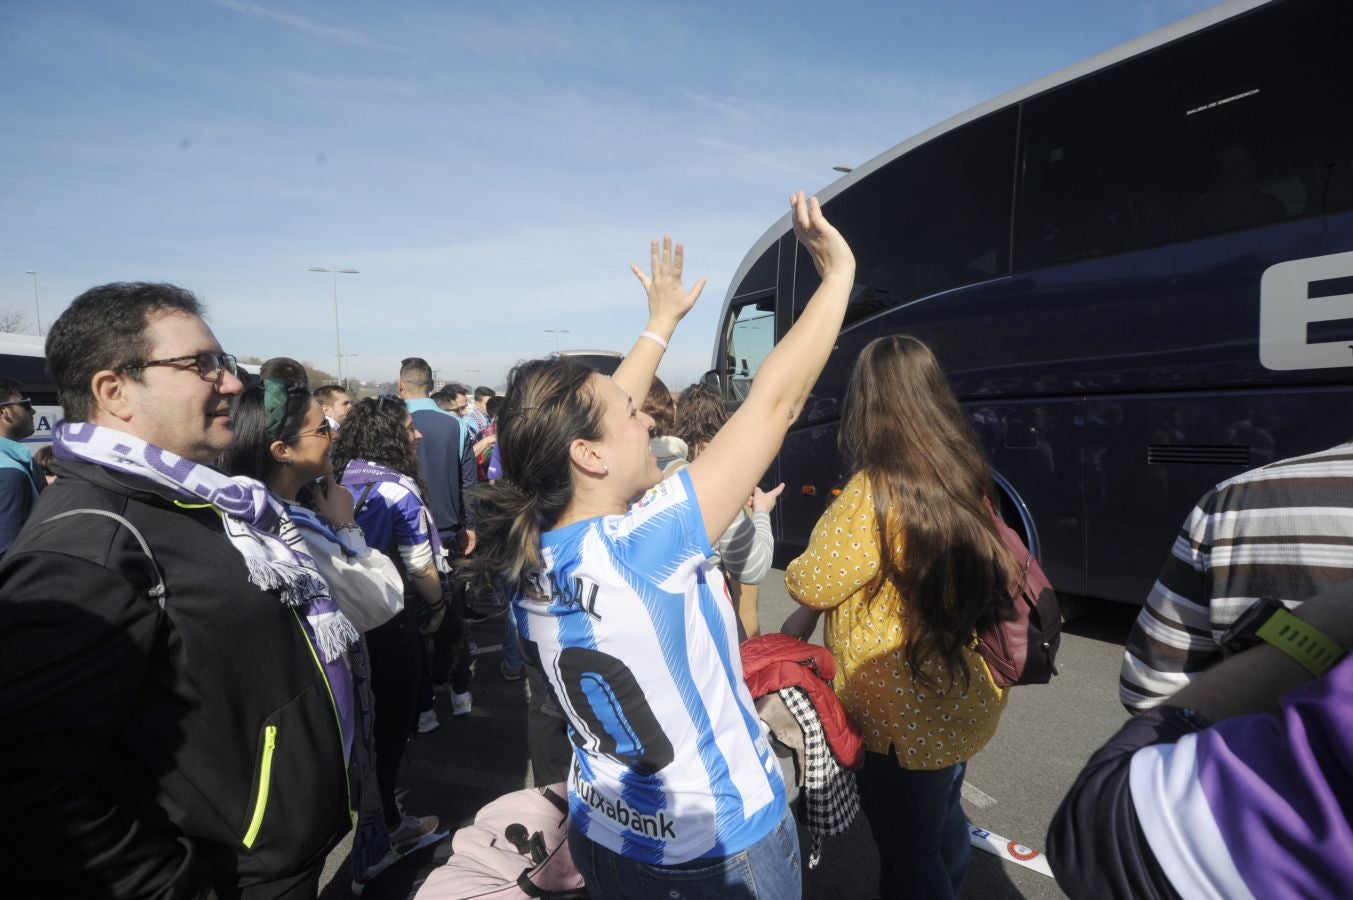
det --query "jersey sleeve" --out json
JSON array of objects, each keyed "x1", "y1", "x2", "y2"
[
  {"x1": 388, "y1": 485, "x2": 438, "y2": 573},
  {"x1": 610, "y1": 467, "x2": 714, "y2": 581}
]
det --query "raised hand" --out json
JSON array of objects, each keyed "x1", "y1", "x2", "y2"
[
  {"x1": 750, "y1": 482, "x2": 786, "y2": 514},
  {"x1": 790, "y1": 191, "x2": 854, "y2": 279},
  {"x1": 630, "y1": 235, "x2": 707, "y2": 330}
]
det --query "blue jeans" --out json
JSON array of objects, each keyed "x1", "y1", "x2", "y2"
[
  {"x1": 857, "y1": 750, "x2": 970, "y2": 900},
  {"x1": 569, "y1": 804, "x2": 801, "y2": 900}
]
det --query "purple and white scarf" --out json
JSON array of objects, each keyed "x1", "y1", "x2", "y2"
[
  {"x1": 53, "y1": 422, "x2": 360, "y2": 663},
  {"x1": 340, "y1": 458, "x2": 449, "y2": 573}
]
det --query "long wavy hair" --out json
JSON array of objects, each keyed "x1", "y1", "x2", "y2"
[
  {"x1": 219, "y1": 379, "x2": 312, "y2": 487},
  {"x1": 461, "y1": 358, "x2": 603, "y2": 600},
  {"x1": 331, "y1": 395, "x2": 428, "y2": 498},
  {"x1": 840, "y1": 335, "x2": 1015, "y2": 693}
]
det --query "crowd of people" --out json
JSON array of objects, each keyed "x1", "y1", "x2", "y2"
[{"x1": 0, "y1": 190, "x2": 1348, "y2": 900}]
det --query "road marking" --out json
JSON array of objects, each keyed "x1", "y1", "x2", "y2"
[
  {"x1": 962, "y1": 780, "x2": 997, "y2": 809},
  {"x1": 968, "y1": 824, "x2": 1054, "y2": 877},
  {"x1": 471, "y1": 642, "x2": 503, "y2": 655}
]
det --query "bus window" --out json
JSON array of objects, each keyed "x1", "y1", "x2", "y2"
[
  {"x1": 793, "y1": 108, "x2": 1016, "y2": 326},
  {"x1": 722, "y1": 294, "x2": 774, "y2": 401},
  {"x1": 1016, "y1": 0, "x2": 1353, "y2": 270}
]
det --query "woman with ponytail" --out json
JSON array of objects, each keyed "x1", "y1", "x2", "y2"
[
  {"x1": 783, "y1": 335, "x2": 1015, "y2": 900},
  {"x1": 220, "y1": 378, "x2": 405, "y2": 885},
  {"x1": 466, "y1": 192, "x2": 854, "y2": 899}
]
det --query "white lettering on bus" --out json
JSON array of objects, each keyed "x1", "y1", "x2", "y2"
[{"x1": 1259, "y1": 250, "x2": 1353, "y2": 371}]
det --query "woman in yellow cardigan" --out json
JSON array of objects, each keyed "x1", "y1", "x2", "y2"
[{"x1": 784, "y1": 335, "x2": 1013, "y2": 900}]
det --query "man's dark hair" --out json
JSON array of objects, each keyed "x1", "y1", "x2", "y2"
[
  {"x1": 431, "y1": 386, "x2": 458, "y2": 410},
  {"x1": 447, "y1": 382, "x2": 469, "y2": 398},
  {"x1": 0, "y1": 376, "x2": 22, "y2": 404},
  {"x1": 260, "y1": 357, "x2": 308, "y2": 388},
  {"x1": 45, "y1": 282, "x2": 204, "y2": 422},
  {"x1": 399, "y1": 356, "x2": 433, "y2": 393},
  {"x1": 312, "y1": 383, "x2": 347, "y2": 405},
  {"x1": 474, "y1": 385, "x2": 495, "y2": 402},
  {"x1": 485, "y1": 395, "x2": 502, "y2": 419}
]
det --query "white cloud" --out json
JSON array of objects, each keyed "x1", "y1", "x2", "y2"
[{"x1": 208, "y1": 0, "x2": 396, "y2": 50}]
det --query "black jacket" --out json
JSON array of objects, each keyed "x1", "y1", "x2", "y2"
[{"x1": 0, "y1": 458, "x2": 351, "y2": 899}]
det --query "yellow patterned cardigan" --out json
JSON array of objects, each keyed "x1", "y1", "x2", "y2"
[{"x1": 785, "y1": 473, "x2": 1007, "y2": 770}]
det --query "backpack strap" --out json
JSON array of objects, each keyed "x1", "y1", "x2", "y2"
[
  {"x1": 353, "y1": 482, "x2": 376, "y2": 516},
  {"x1": 42, "y1": 508, "x2": 168, "y2": 610},
  {"x1": 541, "y1": 786, "x2": 569, "y2": 818}
]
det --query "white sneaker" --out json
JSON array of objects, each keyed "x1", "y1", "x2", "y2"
[
  {"x1": 417, "y1": 709, "x2": 440, "y2": 733},
  {"x1": 451, "y1": 691, "x2": 472, "y2": 716},
  {"x1": 388, "y1": 812, "x2": 441, "y2": 852}
]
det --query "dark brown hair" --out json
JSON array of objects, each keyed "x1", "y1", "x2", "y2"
[
  {"x1": 839, "y1": 335, "x2": 1014, "y2": 693},
  {"x1": 332, "y1": 395, "x2": 428, "y2": 499},
  {"x1": 641, "y1": 376, "x2": 674, "y2": 437},
  {"x1": 673, "y1": 382, "x2": 726, "y2": 459},
  {"x1": 461, "y1": 358, "x2": 603, "y2": 599},
  {"x1": 45, "y1": 282, "x2": 204, "y2": 422}
]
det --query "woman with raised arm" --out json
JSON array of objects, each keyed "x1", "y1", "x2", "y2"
[
  {"x1": 466, "y1": 193, "x2": 853, "y2": 899},
  {"x1": 783, "y1": 335, "x2": 1015, "y2": 900}
]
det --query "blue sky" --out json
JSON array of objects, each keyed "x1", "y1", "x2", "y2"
[{"x1": 1, "y1": 0, "x2": 1216, "y2": 389}]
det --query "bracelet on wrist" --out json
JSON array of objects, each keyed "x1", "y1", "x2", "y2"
[
  {"x1": 336, "y1": 522, "x2": 363, "y2": 534},
  {"x1": 639, "y1": 330, "x2": 669, "y2": 350}
]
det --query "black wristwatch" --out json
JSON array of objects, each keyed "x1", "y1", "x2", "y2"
[{"x1": 1219, "y1": 597, "x2": 1347, "y2": 677}]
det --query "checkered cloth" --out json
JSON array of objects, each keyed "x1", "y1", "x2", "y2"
[{"x1": 779, "y1": 686, "x2": 860, "y2": 867}]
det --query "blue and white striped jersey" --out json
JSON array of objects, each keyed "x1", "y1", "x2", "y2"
[{"x1": 517, "y1": 468, "x2": 786, "y2": 865}]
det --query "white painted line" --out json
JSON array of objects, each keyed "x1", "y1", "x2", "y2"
[
  {"x1": 961, "y1": 780, "x2": 998, "y2": 809},
  {"x1": 471, "y1": 642, "x2": 503, "y2": 656},
  {"x1": 968, "y1": 824, "x2": 1054, "y2": 877}
]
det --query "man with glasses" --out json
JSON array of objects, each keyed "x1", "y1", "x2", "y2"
[
  {"x1": 0, "y1": 377, "x2": 42, "y2": 558},
  {"x1": 0, "y1": 283, "x2": 351, "y2": 898}
]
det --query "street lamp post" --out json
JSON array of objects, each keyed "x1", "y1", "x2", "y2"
[
  {"x1": 308, "y1": 266, "x2": 359, "y2": 384},
  {"x1": 338, "y1": 354, "x2": 359, "y2": 392},
  {"x1": 544, "y1": 328, "x2": 570, "y2": 352},
  {"x1": 24, "y1": 271, "x2": 42, "y2": 336}
]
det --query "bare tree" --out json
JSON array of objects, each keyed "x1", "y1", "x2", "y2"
[{"x1": 0, "y1": 306, "x2": 31, "y2": 334}]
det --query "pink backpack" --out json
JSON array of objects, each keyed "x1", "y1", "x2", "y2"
[{"x1": 415, "y1": 784, "x2": 587, "y2": 900}]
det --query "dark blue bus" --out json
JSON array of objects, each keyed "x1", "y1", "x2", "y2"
[{"x1": 710, "y1": 0, "x2": 1353, "y2": 605}]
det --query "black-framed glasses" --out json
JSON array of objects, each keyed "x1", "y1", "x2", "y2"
[
  {"x1": 0, "y1": 397, "x2": 33, "y2": 412},
  {"x1": 117, "y1": 351, "x2": 239, "y2": 385},
  {"x1": 287, "y1": 420, "x2": 333, "y2": 441}
]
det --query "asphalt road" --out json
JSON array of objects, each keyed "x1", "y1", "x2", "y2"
[{"x1": 318, "y1": 574, "x2": 1141, "y2": 899}]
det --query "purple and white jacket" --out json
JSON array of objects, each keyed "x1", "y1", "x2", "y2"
[{"x1": 1048, "y1": 655, "x2": 1353, "y2": 899}]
